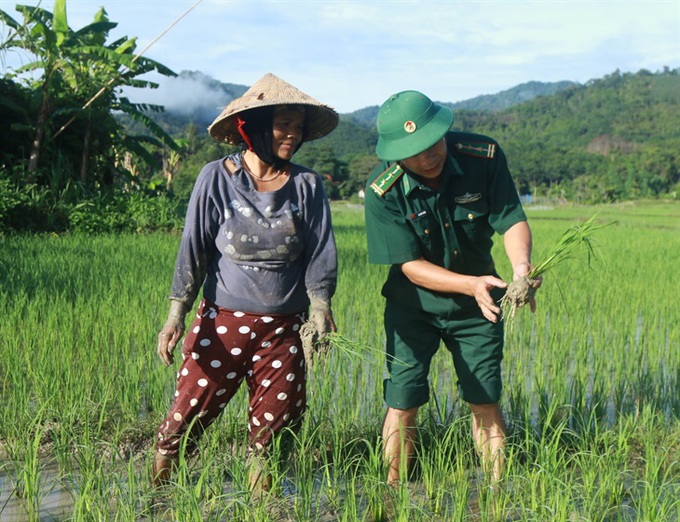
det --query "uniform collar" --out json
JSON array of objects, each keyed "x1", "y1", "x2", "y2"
[{"x1": 401, "y1": 155, "x2": 463, "y2": 195}]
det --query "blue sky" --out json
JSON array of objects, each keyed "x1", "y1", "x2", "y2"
[{"x1": 1, "y1": 0, "x2": 679, "y2": 113}]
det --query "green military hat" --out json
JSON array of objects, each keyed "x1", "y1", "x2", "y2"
[{"x1": 375, "y1": 90, "x2": 454, "y2": 161}]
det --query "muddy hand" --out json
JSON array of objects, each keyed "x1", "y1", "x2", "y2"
[
  {"x1": 157, "y1": 325, "x2": 184, "y2": 366},
  {"x1": 513, "y1": 263, "x2": 542, "y2": 313},
  {"x1": 301, "y1": 306, "x2": 336, "y2": 368},
  {"x1": 157, "y1": 300, "x2": 189, "y2": 366}
]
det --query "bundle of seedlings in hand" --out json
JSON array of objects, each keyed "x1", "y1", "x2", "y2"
[{"x1": 501, "y1": 212, "x2": 615, "y2": 322}]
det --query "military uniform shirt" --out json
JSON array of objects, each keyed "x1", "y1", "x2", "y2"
[{"x1": 364, "y1": 131, "x2": 527, "y2": 316}]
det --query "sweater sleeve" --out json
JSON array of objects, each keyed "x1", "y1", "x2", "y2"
[
  {"x1": 169, "y1": 165, "x2": 219, "y2": 307},
  {"x1": 301, "y1": 173, "x2": 337, "y2": 306}
]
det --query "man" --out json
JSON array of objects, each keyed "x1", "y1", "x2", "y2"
[{"x1": 364, "y1": 90, "x2": 540, "y2": 484}]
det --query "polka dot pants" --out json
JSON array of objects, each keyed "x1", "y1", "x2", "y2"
[{"x1": 156, "y1": 299, "x2": 306, "y2": 457}]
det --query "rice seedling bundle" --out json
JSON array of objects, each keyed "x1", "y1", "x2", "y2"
[{"x1": 501, "y1": 211, "x2": 615, "y2": 322}]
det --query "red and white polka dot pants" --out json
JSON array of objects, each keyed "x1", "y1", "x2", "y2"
[{"x1": 156, "y1": 299, "x2": 307, "y2": 457}]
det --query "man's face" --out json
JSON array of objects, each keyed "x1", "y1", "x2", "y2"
[{"x1": 399, "y1": 137, "x2": 447, "y2": 179}]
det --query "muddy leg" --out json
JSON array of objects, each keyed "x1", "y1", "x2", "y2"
[
  {"x1": 152, "y1": 451, "x2": 177, "y2": 487},
  {"x1": 247, "y1": 453, "x2": 272, "y2": 500}
]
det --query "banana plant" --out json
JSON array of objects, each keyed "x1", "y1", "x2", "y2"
[{"x1": 0, "y1": 0, "x2": 179, "y2": 187}]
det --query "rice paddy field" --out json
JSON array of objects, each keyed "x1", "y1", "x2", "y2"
[{"x1": 0, "y1": 200, "x2": 678, "y2": 521}]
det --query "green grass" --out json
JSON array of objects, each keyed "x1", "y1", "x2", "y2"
[{"x1": 0, "y1": 200, "x2": 678, "y2": 520}]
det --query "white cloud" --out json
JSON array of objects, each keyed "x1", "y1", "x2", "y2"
[{"x1": 2, "y1": 0, "x2": 678, "y2": 112}]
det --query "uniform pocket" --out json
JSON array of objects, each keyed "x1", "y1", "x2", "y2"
[
  {"x1": 453, "y1": 199, "x2": 489, "y2": 242},
  {"x1": 409, "y1": 210, "x2": 436, "y2": 248}
]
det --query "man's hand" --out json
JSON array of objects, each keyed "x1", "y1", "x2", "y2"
[
  {"x1": 512, "y1": 261, "x2": 542, "y2": 313},
  {"x1": 469, "y1": 275, "x2": 507, "y2": 323}
]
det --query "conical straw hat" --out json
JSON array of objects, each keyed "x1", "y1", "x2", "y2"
[{"x1": 208, "y1": 73, "x2": 339, "y2": 144}]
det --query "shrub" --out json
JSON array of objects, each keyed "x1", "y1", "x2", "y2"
[{"x1": 0, "y1": 166, "x2": 186, "y2": 234}]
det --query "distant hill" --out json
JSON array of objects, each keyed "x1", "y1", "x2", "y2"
[
  {"x1": 143, "y1": 73, "x2": 577, "y2": 134},
  {"x1": 447, "y1": 80, "x2": 578, "y2": 111},
  {"x1": 330, "y1": 80, "x2": 578, "y2": 156},
  {"x1": 138, "y1": 67, "x2": 679, "y2": 203},
  {"x1": 329, "y1": 80, "x2": 578, "y2": 128},
  {"x1": 454, "y1": 68, "x2": 680, "y2": 198}
]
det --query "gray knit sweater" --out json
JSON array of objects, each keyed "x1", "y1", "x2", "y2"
[{"x1": 169, "y1": 153, "x2": 337, "y2": 315}]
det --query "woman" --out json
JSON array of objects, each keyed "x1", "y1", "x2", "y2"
[{"x1": 152, "y1": 73, "x2": 339, "y2": 494}]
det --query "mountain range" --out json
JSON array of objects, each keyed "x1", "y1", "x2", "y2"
[
  {"x1": 139, "y1": 67, "x2": 679, "y2": 203},
  {"x1": 144, "y1": 70, "x2": 577, "y2": 132}
]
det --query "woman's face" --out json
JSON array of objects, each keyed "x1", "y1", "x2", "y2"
[
  {"x1": 399, "y1": 137, "x2": 447, "y2": 179},
  {"x1": 272, "y1": 108, "x2": 305, "y2": 160}
]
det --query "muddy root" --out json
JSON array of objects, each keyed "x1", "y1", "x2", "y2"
[{"x1": 501, "y1": 276, "x2": 539, "y2": 320}]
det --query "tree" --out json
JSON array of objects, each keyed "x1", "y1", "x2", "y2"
[
  {"x1": 293, "y1": 143, "x2": 347, "y2": 199},
  {"x1": 161, "y1": 139, "x2": 189, "y2": 192},
  {"x1": 0, "y1": 0, "x2": 178, "y2": 188},
  {"x1": 345, "y1": 153, "x2": 379, "y2": 199}
]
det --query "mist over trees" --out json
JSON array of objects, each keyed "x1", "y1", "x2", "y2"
[{"x1": 1, "y1": 0, "x2": 678, "y2": 233}]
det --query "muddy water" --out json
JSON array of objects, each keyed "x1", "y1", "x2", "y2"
[{"x1": 0, "y1": 461, "x2": 74, "y2": 521}]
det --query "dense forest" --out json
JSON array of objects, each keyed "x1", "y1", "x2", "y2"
[
  {"x1": 1, "y1": 0, "x2": 678, "y2": 233},
  {"x1": 147, "y1": 68, "x2": 680, "y2": 206}
]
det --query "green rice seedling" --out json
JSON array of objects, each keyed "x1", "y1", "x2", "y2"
[
  {"x1": 475, "y1": 479, "x2": 515, "y2": 522},
  {"x1": 214, "y1": 453, "x2": 260, "y2": 522},
  {"x1": 285, "y1": 430, "x2": 320, "y2": 520},
  {"x1": 109, "y1": 453, "x2": 146, "y2": 522},
  {"x1": 630, "y1": 434, "x2": 680, "y2": 522},
  {"x1": 326, "y1": 333, "x2": 385, "y2": 362},
  {"x1": 156, "y1": 452, "x2": 219, "y2": 521},
  {"x1": 162, "y1": 422, "x2": 238, "y2": 521},
  {"x1": 501, "y1": 211, "x2": 615, "y2": 323},
  {"x1": 327, "y1": 437, "x2": 370, "y2": 514},
  {"x1": 68, "y1": 426, "x2": 120, "y2": 520},
  {"x1": 416, "y1": 420, "x2": 470, "y2": 518},
  {"x1": 5, "y1": 412, "x2": 47, "y2": 521},
  {"x1": 566, "y1": 428, "x2": 629, "y2": 520},
  {"x1": 337, "y1": 474, "x2": 361, "y2": 522},
  {"x1": 449, "y1": 476, "x2": 471, "y2": 522},
  {"x1": 0, "y1": 202, "x2": 678, "y2": 519},
  {"x1": 519, "y1": 465, "x2": 573, "y2": 522},
  {"x1": 357, "y1": 436, "x2": 391, "y2": 521}
]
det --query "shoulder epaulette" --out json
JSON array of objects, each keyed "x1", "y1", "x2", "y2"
[
  {"x1": 369, "y1": 164, "x2": 404, "y2": 197},
  {"x1": 453, "y1": 140, "x2": 496, "y2": 159}
]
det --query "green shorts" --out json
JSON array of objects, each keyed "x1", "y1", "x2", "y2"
[{"x1": 383, "y1": 299, "x2": 504, "y2": 409}]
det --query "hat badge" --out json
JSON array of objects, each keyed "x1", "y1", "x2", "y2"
[{"x1": 404, "y1": 120, "x2": 417, "y2": 133}]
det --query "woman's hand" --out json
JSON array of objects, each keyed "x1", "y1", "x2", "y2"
[
  {"x1": 309, "y1": 307, "x2": 337, "y2": 352},
  {"x1": 301, "y1": 298, "x2": 336, "y2": 368},
  {"x1": 157, "y1": 300, "x2": 189, "y2": 366},
  {"x1": 157, "y1": 325, "x2": 185, "y2": 366}
]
